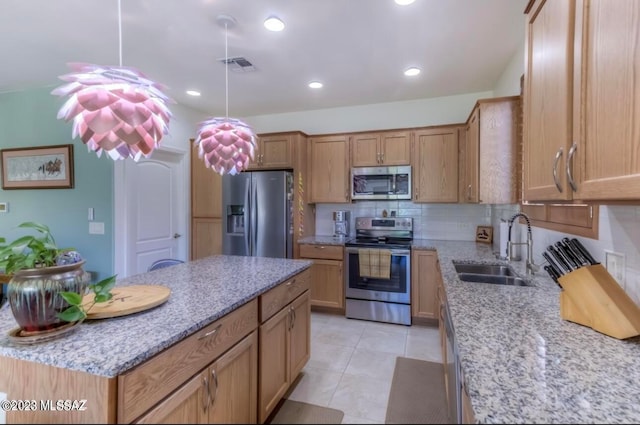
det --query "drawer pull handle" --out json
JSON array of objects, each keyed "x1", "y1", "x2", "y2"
[
  {"x1": 315, "y1": 245, "x2": 325, "y2": 249},
  {"x1": 286, "y1": 278, "x2": 296, "y2": 286},
  {"x1": 198, "y1": 323, "x2": 222, "y2": 340}
]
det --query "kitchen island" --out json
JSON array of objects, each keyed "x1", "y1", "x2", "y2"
[
  {"x1": 413, "y1": 239, "x2": 640, "y2": 424},
  {"x1": 0, "y1": 255, "x2": 313, "y2": 423}
]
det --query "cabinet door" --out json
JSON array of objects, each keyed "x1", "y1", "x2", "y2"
[
  {"x1": 308, "y1": 259, "x2": 344, "y2": 309},
  {"x1": 258, "y1": 306, "x2": 290, "y2": 423},
  {"x1": 523, "y1": 0, "x2": 574, "y2": 201},
  {"x1": 351, "y1": 133, "x2": 380, "y2": 166},
  {"x1": 381, "y1": 131, "x2": 411, "y2": 166},
  {"x1": 191, "y1": 218, "x2": 222, "y2": 260},
  {"x1": 411, "y1": 249, "x2": 439, "y2": 320},
  {"x1": 308, "y1": 135, "x2": 350, "y2": 203},
  {"x1": 261, "y1": 134, "x2": 293, "y2": 169},
  {"x1": 413, "y1": 128, "x2": 459, "y2": 202},
  {"x1": 191, "y1": 145, "x2": 222, "y2": 218},
  {"x1": 572, "y1": 0, "x2": 640, "y2": 200},
  {"x1": 289, "y1": 291, "x2": 311, "y2": 381},
  {"x1": 135, "y1": 372, "x2": 205, "y2": 424},
  {"x1": 463, "y1": 108, "x2": 479, "y2": 203},
  {"x1": 208, "y1": 331, "x2": 258, "y2": 424}
]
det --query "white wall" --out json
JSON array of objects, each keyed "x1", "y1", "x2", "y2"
[
  {"x1": 492, "y1": 41, "x2": 525, "y2": 97},
  {"x1": 242, "y1": 91, "x2": 492, "y2": 135}
]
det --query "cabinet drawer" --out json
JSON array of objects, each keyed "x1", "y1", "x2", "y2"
[
  {"x1": 118, "y1": 299, "x2": 258, "y2": 424},
  {"x1": 299, "y1": 244, "x2": 344, "y2": 260},
  {"x1": 260, "y1": 268, "x2": 311, "y2": 323}
]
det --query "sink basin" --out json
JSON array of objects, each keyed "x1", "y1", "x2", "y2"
[
  {"x1": 453, "y1": 262, "x2": 516, "y2": 276},
  {"x1": 457, "y1": 273, "x2": 533, "y2": 286}
]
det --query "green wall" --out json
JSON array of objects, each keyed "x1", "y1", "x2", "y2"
[{"x1": 0, "y1": 86, "x2": 114, "y2": 281}]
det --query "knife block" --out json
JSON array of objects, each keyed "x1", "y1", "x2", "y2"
[{"x1": 558, "y1": 264, "x2": 640, "y2": 339}]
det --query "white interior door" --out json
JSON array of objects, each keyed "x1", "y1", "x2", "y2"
[{"x1": 114, "y1": 147, "x2": 187, "y2": 278}]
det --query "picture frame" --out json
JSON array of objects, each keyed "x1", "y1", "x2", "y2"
[
  {"x1": 476, "y1": 225, "x2": 493, "y2": 243},
  {"x1": 1, "y1": 144, "x2": 74, "y2": 190}
]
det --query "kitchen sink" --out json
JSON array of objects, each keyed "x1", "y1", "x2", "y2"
[
  {"x1": 456, "y1": 273, "x2": 533, "y2": 286},
  {"x1": 453, "y1": 262, "x2": 516, "y2": 276},
  {"x1": 453, "y1": 261, "x2": 534, "y2": 287}
]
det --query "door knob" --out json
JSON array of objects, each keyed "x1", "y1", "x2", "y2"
[{"x1": 173, "y1": 233, "x2": 182, "y2": 239}]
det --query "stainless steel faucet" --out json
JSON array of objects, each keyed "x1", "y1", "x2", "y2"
[{"x1": 507, "y1": 212, "x2": 540, "y2": 275}]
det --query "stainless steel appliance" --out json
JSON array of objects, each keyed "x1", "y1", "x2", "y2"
[
  {"x1": 345, "y1": 217, "x2": 412, "y2": 325},
  {"x1": 351, "y1": 165, "x2": 411, "y2": 200},
  {"x1": 333, "y1": 210, "x2": 350, "y2": 238},
  {"x1": 222, "y1": 170, "x2": 293, "y2": 258},
  {"x1": 443, "y1": 299, "x2": 461, "y2": 423}
]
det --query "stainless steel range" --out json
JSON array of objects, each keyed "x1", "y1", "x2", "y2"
[{"x1": 344, "y1": 217, "x2": 412, "y2": 325}]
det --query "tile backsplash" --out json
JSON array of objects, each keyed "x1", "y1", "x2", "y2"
[{"x1": 315, "y1": 202, "x2": 640, "y2": 305}]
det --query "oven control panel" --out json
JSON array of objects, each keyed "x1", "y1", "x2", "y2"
[{"x1": 355, "y1": 217, "x2": 413, "y2": 231}]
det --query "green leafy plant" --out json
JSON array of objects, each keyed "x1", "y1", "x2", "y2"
[
  {"x1": 0, "y1": 221, "x2": 65, "y2": 274},
  {"x1": 58, "y1": 275, "x2": 116, "y2": 322},
  {"x1": 1, "y1": 221, "x2": 115, "y2": 323}
]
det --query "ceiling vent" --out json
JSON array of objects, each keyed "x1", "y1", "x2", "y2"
[{"x1": 218, "y1": 56, "x2": 256, "y2": 73}]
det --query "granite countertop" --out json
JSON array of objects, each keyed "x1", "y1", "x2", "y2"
[
  {"x1": 0, "y1": 255, "x2": 312, "y2": 378},
  {"x1": 297, "y1": 235, "x2": 350, "y2": 246},
  {"x1": 423, "y1": 239, "x2": 640, "y2": 424}
]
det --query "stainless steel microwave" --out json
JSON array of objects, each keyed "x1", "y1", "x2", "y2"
[{"x1": 351, "y1": 165, "x2": 412, "y2": 200}]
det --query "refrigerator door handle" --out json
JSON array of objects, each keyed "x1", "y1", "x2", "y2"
[
  {"x1": 253, "y1": 179, "x2": 259, "y2": 253},
  {"x1": 244, "y1": 178, "x2": 251, "y2": 256}
]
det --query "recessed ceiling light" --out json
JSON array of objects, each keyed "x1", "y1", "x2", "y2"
[
  {"x1": 264, "y1": 16, "x2": 285, "y2": 31},
  {"x1": 308, "y1": 81, "x2": 323, "y2": 89},
  {"x1": 186, "y1": 90, "x2": 201, "y2": 96},
  {"x1": 404, "y1": 67, "x2": 421, "y2": 77},
  {"x1": 395, "y1": 0, "x2": 415, "y2": 5}
]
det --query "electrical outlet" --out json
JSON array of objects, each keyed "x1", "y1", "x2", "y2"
[{"x1": 605, "y1": 250, "x2": 626, "y2": 287}]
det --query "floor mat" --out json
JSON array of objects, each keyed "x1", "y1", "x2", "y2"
[
  {"x1": 385, "y1": 356, "x2": 451, "y2": 424},
  {"x1": 268, "y1": 399, "x2": 344, "y2": 424}
]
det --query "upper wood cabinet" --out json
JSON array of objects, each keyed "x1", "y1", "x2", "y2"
[
  {"x1": 247, "y1": 133, "x2": 294, "y2": 170},
  {"x1": 308, "y1": 134, "x2": 350, "y2": 203},
  {"x1": 412, "y1": 126, "x2": 460, "y2": 203},
  {"x1": 461, "y1": 97, "x2": 519, "y2": 204},
  {"x1": 350, "y1": 131, "x2": 411, "y2": 167},
  {"x1": 524, "y1": 0, "x2": 640, "y2": 202}
]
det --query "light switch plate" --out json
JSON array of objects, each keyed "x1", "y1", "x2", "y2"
[
  {"x1": 89, "y1": 222, "x2": 105, "y2": 235},
  {"x1": 605, "y1": 250, "x2": 626, "y2": 287},
  {"x1": 0, "y1": 202, "x2": 8, "y2": 213}
]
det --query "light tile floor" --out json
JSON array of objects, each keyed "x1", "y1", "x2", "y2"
[{"x1": 286, "y1": 311, "x2": 442, "y2": 424}]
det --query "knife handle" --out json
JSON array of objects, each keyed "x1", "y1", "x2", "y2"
[
  {"x1": 543, "y1": 250, "x2": 568, "y2": 276},
  {"x1": 548, "y1": 245, "x2": 574, "y2": 274},
  {"x1": 562, "y1": 238, "x2": 589, "y2": 266},
  {"x1": 570, "y1": 238, "x2": 599, "y2": 265}
]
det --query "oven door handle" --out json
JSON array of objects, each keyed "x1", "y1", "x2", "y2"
[{"x1": 346, "y1": 247, "x2": 410, "y2": 256}]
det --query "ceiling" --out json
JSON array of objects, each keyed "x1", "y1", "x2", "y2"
[{"x1": 0, "y1": 0, "x2": 528, "y2": 117}]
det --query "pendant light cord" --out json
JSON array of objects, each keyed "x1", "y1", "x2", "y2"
[
  {"x1": 117, "y1": 0, "x2": 123, "y2": 67},
  {"x1": 224, "y1": 22, "x2": 229, "y2": 119}
]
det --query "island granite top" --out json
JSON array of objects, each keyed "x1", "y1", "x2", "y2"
[{"x1": 0, "y1": 255, "x2": 312, "y2": 378}]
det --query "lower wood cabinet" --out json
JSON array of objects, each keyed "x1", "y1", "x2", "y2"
[
  {"x1": 411, "y1": 249, "x2": 442, "y2": 322},
  {"x1": 258, "y1": 290, "x2": 311, "y2": 423},
  {"x1": 136, "y1": 331, "x2": 258, "y2": 424},
  {"x1": 299, "y1": 244, "x2": 344, "y2": 311}
]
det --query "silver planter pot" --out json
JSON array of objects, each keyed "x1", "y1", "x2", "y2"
[{"x1": 7, "y1": 261, "x2": 90, "y2": 333}]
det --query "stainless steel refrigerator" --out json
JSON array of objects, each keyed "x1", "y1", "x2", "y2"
[{"x1": 222, "y1": 170, "x2": 293, "y2": 258}]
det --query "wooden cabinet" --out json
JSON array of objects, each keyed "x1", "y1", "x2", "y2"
[
  {"x1": 258, "y1": 274, "x2": 311, "y2": 423},
  {"x1": 191, "y1": 143, "x2": 223, "y2": 260},
  {"x1": 411, "y1": 249, "x2": 441, "y2": 323},
  {"x1": 308, "y1": 134, "x2": 350, "y2": 203},
  {"x1": 248, "y1": 133, "x2": 294, "y2": 170},
  {"x1": 350, "y1": 131, "x2": 411, "y2": 166},
  {"x1": 136, "y1": 331, "x2": 258, "y2": 424},
  {"x1": 299, "y1": 243, "x2": 344, "y2": 311},
  {"x1": 524, "y1": 0, "x2": 640, "y2": 202},
  {"x1": 461, "y1": 374, "x2": 475, "y2": 424},
  {"x1": 412, "y1": 126, "x2": 460, "y2": 203},
  {"x1": 461, "y1": 97, "x2": 519, "y2": 204}
]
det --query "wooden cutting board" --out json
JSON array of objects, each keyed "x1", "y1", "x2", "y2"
[{"x1": 82, "y1": 284, "x2": 171, "y2": 319}]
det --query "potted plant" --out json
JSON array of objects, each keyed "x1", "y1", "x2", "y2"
[{"x1": 0, "y1": 221, "x2": 115, "y2": 333}]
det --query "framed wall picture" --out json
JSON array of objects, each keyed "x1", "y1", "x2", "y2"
[
  {"x1": 476, "y1": 225, "x2": 493, "y2": 243},
  {"x1": 1, "y1": 144, "x2": 74, "y2": 189}
]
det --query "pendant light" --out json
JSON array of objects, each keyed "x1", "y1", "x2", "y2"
[
  {"x1": 194, "y1": 14, "x2": 257, "y2": 176},
  {"x1": 51, "y1": 0, "x2": 173, "y2": 161}
]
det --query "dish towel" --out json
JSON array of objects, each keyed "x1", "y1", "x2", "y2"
[{"x1": 358, "y1": 249, "x2": 391, "y2": 279}]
